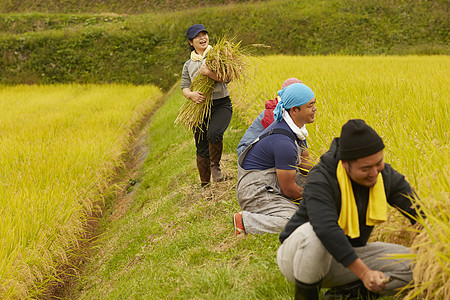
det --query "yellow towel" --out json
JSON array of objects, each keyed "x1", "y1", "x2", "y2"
[
  {"x1": 190, "y1": 45, "x2": 212, "y2": 61},
  {"x1": 336, "y1": 160, "x2": 387, "y2": 238}
]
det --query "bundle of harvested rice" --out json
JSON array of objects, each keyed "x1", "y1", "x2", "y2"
[{"x1": 175, "y1": 37, "x2": 249, "y2": 132}]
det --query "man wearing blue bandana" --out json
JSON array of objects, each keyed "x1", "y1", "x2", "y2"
[
  {"x1": 233, "y1": 83, "x2": 317, "y2": 236},
  {"x1": 236, "y1": 77, "x2": 303, "y2": 157}
]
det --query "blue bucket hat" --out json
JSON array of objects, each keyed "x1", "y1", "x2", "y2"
[
  {"x1": 186, "y1": 24, "x2": 208, "y2": 39},
  {"x1": 273, "y1": 83, "x2": 315, "y2": 121}
]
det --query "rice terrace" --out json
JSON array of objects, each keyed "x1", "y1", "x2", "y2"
[{"x1": 0, "y1": 0, "x2": 448, "y2": 299}]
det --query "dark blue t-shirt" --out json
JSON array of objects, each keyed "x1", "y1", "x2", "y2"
[{"x1": 242, "y1": 120, "x2": 303, "y2": 170}]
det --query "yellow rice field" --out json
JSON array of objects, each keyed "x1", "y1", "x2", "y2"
[
  {"x1": 0, "y1": 84, "x2": 162, "y2": 298},
  {"x1": 1, "y1": 56, "x2": 448, "y2": 299},
  {"x1": 230, "y1": 55, "x2": 449, "y2": 299}
]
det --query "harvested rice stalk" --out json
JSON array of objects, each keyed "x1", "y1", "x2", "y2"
[
  {"x1": 393, "y1": 194, "x2": 450, "y2": 300},
  {"x1": 175, "y1": 37, "x2": 249, "y2": 132}
]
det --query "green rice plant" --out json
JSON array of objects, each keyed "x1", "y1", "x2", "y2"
[
  {"x1": 229, "y1": 55, "x2": 449, "y2": 299},
  {"x1": 0, "y1": 84, "x2": 162, "y2": 299},
  {"x1": 175, "y1": 36, "x2": 250, "y2": 132}
]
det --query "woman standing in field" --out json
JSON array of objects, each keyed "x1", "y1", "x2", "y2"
[{"x1": 181, "y1": 24, "x2": 233, "y2": 187}]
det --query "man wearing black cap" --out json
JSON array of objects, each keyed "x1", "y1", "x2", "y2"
[{"x1": 277, "y1": 119, "x2": 422, "y2": 300}]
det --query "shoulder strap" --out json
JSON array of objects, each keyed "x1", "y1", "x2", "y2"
[{"x1": 258, "y1": 128, "x2": 296, "y2": 141}]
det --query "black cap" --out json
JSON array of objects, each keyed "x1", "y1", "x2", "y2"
[
  {"x1": 338, "y1": 119, "x2": 385, "y2": 161},
  {"x1": 186, "y1": 24, "x2": 208, "y2": 39}
]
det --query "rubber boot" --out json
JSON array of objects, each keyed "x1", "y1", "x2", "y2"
[
  {"x1": 295, "y1": 279, "x2": 321, "y2": 300},
  {"x1": 209, "y1": 142, "x2": 224, "y2": 182},
  {"x1": 196, "y1": 155, "x2": 211, "y2": 187}
]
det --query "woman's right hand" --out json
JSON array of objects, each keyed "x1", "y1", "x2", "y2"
[{"x1": 190, "y1": 91, "x2": 206, "y2": 104}]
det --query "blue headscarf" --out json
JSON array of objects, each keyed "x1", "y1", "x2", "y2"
[{"x1": 273, "y1": 83, "x2": 315, "y2": 121}]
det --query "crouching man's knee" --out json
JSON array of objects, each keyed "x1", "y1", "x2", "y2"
[{"x1": 277, "y1": 222, "x2": 332, "y2": 284}]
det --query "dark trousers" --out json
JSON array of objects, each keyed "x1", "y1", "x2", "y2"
[{"x1": 194, "y1": 96, "x2": 232, "y2": 158}]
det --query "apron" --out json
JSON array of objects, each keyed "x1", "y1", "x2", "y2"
[{"x1": 236, "y1": 129, "x2": 306, "y2": 219}]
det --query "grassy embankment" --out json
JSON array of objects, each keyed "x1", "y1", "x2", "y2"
[
  {"x1": 0, "y1": 0, "x2": 265, "y2": 14},
  {"x1": 1, "y1": 0, "x2": 448, "y2": 90},
  {"x1": 0, "y1": 84, "x2": 162, "y2": 299},
  {"x1": 61, "y1": 85, "x2": 291, "y2": 300},
  {"x1": 64, "y1": 55, "x2": 448, "y2": 299}
]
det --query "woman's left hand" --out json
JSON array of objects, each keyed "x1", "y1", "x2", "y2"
[
  {"x1": 199, "y1": 64, "x2": 223, "y2": 82},
  {"x1": 199, "y1": 64, "x2": 211, "y2": 76}
]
